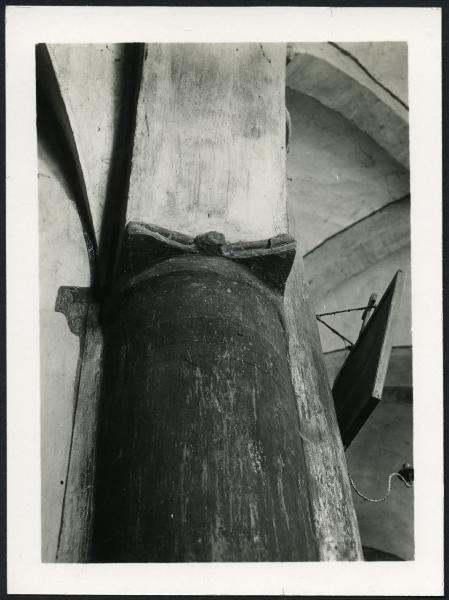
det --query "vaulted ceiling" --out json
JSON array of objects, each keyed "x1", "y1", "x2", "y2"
[
  {"x1": 286, "y1": 43, "x2": 412, "y2": 560},
  {"x1": 286, "y1": 42, "x2": 410, "y2": 382}
]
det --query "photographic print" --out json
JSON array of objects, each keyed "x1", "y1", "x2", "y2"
[
  {"x1": 37, "y1": 41, "x2": 412, "y2": 564},
  {"x1": 6, "y1": 6, "x2": 443, "y2": 596}
]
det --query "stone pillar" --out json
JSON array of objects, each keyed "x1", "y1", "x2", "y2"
[
  {"x1": 89, "y1": 43, "x2": 361, "y2": 561},
  {"x1": 92, "y1": 226, "x2": 316, "y2": 561}
]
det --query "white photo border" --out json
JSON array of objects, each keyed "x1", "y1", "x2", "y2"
[{"x1": 6, "y1": 5, "x2": 443, "y2": 596}]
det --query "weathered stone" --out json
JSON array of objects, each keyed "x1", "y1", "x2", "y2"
[{"x1": 92, "y1": 256, "x2": 317, "y2": 562}]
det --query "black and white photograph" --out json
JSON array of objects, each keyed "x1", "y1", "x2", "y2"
[{"x1": 6, "y1": 5, "x2": 444, "y2": 596}]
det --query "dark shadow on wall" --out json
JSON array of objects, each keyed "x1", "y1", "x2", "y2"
[
  {"x1": 97, "y1": 43, "x2": 145, "y2": 291},
  {"x1": 363, "y1": 546, "x2": 404, "y2": 561}
]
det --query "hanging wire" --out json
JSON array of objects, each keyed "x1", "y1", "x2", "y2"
[
  {"x1": 349, "y1": 471, "x2": 413, "y2": 503},
  {"x1": 315, "y1": 301, "x2": 378, "y2": 349},
  {"x1": 316, "y1": 315, "x2": 354, "y2": 347},
  {"x1": 316, "y1": 305, "x2": 373, "y2": 317}
]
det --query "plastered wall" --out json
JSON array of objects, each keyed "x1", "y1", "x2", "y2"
[{"x1": 39, "y1": 138, "x2": 90, "y2": 561}]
